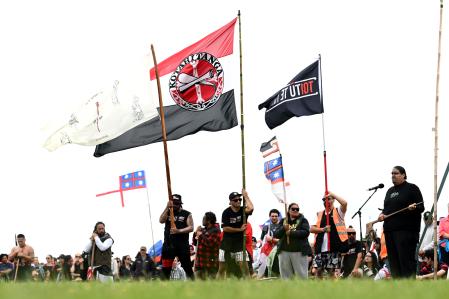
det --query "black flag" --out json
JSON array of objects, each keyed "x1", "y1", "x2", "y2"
[{"x1": 258, "y1": 60, "x2": 323, "y2": 129}]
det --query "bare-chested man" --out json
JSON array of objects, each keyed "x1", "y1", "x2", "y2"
[{"x1": 9, "y1": 234, "x2": 34, "y2": 281}]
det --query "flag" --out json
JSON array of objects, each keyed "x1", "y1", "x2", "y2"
[
  {"x1": 264, "y1": 156, "x2": 286, "y2": 203},
  {"x1": 86, "y1": 267, "x2": 94, "y2": 280},
  {"x1": 260, "y1": 136, "x2": 279, "y2": 158},
  {"x1": 148, "y1": 240, "x2": 163, "y2": 263},
  {"x1": 96, "y1": 170, "x2": 147, "y2": 207},
  {"x1": 94, "y1": 18, "x2": 239, "y2": 157},
  {"x1": 44, "y1": 80, "x2": 159, "y2": 151},
  {"x1": 258, "y1": 60, "x2": 323, "y2": 129},
  {"x1": 120, "y1": 170, "x2": 146, "y2": 190}
]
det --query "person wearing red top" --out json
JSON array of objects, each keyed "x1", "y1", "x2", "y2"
[{"x1": 438, "y1": 203, "x2": 449, "y2": 265}]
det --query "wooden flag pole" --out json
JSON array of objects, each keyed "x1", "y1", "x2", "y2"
[
  {"x1": 432, "y1": 0, "x2": 444, "y2": 280},
  {"x1": 151, "y1": 44, "x2": 175, "y2": 229},
  {"x1": 238, "y1": 11, "x2": 249, "y2": 277}
]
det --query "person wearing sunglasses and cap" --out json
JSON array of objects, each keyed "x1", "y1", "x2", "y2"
[
  {"x1": 159, "y1": 194, "x2": 194, "y2": 280},
  {"x1": 217, "y1": 189, "x2": 254, "y2": 278}
]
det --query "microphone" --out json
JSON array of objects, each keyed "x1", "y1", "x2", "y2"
[{"x1": 367, "y1": 183, "x2": 384, "y2": 191}]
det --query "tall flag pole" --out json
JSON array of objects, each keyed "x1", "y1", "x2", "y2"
[
  {"x1": 151, "y1": 44, "x2": 175, "y2": 229},
  {"x1": 318, "y1": 54, "x2": 331, "y2": 250},
  {"x1": 144, "y1": 187, "x2": 156, "y2": 256},
  {"x1": 433, "y1": 0, "x2": 444, "y2": 280},
  {"x1": 238, "y1": 10, "x2": 249, "y2": 276}
]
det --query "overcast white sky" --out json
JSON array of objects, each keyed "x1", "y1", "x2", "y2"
[{"x1": 0, "y1": 0, "x2": 448, "y2": 261}]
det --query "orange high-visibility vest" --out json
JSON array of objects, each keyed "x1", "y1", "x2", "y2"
[{"x1": 315, "y1": 208, "x2": 348, "y2": 243}]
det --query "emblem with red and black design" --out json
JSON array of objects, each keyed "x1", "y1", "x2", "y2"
[{"x1": 169, "y1": 52, "x2": 224, "y2": 111}]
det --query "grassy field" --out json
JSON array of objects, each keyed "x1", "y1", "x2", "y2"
[{"x1": 0, "y1": 280, "x2": 447, "y2": 299}]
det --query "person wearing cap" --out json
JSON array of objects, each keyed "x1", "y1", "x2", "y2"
[
  {"x1": 217, "y1": 189, "x2": 254, "y2": 278},
  {"x1": 131, "y1": 246, "x2": 156, "y2": 280},
  {"x1": 378, "y1": 166, "x2": 424, "y2": 278},
  {"x1": 310, "y1": 191, "x2": 348, "y2": 278},
  {"x1": 159, "y1": 194, "x2": 194, "y2": 280},
  {"x1": 84, "y1": 221, "x2": 114, "y2": 282},
  {"x1": 418, "y1": 211, "x2": 434, "y2": 262}
]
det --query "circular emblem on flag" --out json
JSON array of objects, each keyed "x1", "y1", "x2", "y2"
[{"x1": 169, "y1": 52, "x2": 224, "y2": 111}]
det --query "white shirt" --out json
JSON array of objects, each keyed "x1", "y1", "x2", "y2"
[{"x1": 84, "y1": 236, "x2": 113, "y2": 252}]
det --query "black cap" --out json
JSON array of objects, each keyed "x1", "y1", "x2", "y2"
[
  {"x1": 229, "y1": 192, "x2": 242, "y2": 200},
  {"x1": 172, "y1": 194, "x2": 183, "y2": 204}
]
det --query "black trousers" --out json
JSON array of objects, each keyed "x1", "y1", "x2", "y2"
[{"x1": 384, "y1": 230, "x2": 419, "y2": 278}]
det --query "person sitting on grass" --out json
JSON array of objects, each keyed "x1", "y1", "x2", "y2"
[{"x1": 416, "y1": 248, "x2": 448, "y2": 280}]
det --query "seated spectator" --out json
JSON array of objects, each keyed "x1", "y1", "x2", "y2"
[
  {"x1": 170, "y1": 257, "x2": 187, "y2": 281},
  {"x1": 131, "y1": 246, "x2": 156, "y2": 280},
  {"x1": 0, "y1": 254, "x2": 14, "y2": 281},
  {"x1": 119, "y1": 255, "x2": 132, "y2": 280},
  {"x1": 361, "y1": 251, "x2": 379, "y2": 278},
  {"x1": 70, "y1": 253, "x2": 84, "y2": 281},
  {"x1": 416, "y1": 249, "x2": 448, "y2": 280}
]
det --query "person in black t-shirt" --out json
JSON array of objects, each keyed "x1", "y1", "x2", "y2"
[
  {"x1": 378, "y1": 166, "x2": 424, "y2": 278},
  {"x1": 341, "y1": 226, "x2": 363, "y2": 278},
  {"x1": 217, "y1": 189, "x2": 254, "y2": 278},
  {"x1": 159, "y1": 194, "x2": 194, "y2": 280}
]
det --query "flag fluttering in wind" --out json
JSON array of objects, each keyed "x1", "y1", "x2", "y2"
[
  {"x1": 264, "y1": 156, "x2": 286, "y2": 203},
  {"x1": 44, "y1": 80, "x2": 158, "y2": 151},
  {"x1": 94, "y1": 18, "x2": 239, "y2": 157},
  {"x1": 96, "y1": 170, "x2": 146, "y2": 207},
  {"x1": 260, "y1": 136, "x2": 286, "y2": 203},
  {"x1": 260, "y1": 136, "x2": 280, "y2": 158},
  {"x1": 258, "y1": 60, "x2": 322, "y2": 129}
]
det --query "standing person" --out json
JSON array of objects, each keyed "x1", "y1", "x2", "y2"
[
  {"x1": 131, "y1": 246, "x2": 156, "y2": 280},
  {"x1": 159, "y1": 194, "x2": 194, "y2": 280},
  {"x1": 274, "y1": 203, "x2": 312, "y2": 279},
  {"x1": 310, "y1": 192, "x2": 348, "y2": 278},
  {"x1": 84, "y1": 221, "x2": 114, "y2": 282},
  {"x1": 217, "y1": 189, "x2": 254, "y2": 279},
  {"x1": 378, "y1": 166, "x2": 424, "y2": 278},
  {"x1": 194, "y1": 211, "x2": 221, "y2": 280},
  {"x1": 258, "y1": 209, "x2": 283, "y2": 278},
  {"x1": 341, "y1": 226, "x2": 363, "y2": 278},
  {"x1": 9, "y1": 234, "x2": 34, "y2": 281}
]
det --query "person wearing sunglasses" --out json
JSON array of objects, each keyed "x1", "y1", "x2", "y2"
[
  {"x1": 378, "y1": 166, "x2": 424, "y2": 279},
  {"x1": 341, "y1": 226, "x2": 363, "y2": 278},
  {"x1": 310, "y1": 191, "x2": 348, "y2": 278},
  {"x1": 274, "y1": 203, "x2": 312, "y2": 279},
  {"x1": 217, "y1": 189, "x2": 254, "y2": 279}
]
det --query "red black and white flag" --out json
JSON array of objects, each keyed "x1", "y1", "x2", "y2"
[{"x1": 94, "y1": 18, "x2": 238, "y2": 157}]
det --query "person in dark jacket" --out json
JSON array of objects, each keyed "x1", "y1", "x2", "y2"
[
  {"x1": 131, "y1": 246, "x2": 156, "y2": 280},
  {"x1": 275, "y1": 203, "x2": 312, "y2": 279},
  {"x1": 378, "y1": 166, "x2": 424, "y2": 278}
]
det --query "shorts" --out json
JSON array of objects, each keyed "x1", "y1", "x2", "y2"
[
  {"x1": 312, "y1": 252, "x2": 342, "y2": 270},
  {"x1": 219, "y1": 249, "x2": 247, "y2": 262}
]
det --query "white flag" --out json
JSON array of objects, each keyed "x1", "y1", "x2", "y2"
[{"x1": 44, "y1": 80, "x2": 159, "y2": 151}]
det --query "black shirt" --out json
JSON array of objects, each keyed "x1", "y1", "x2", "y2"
[
  {"x1": 220, "y1": 206, "x2": 251, "y2": 252},
  {"x1": 383, "y1": 181, "x2": 424, "y2": 232},
  {"x1": 342, "y1": 240, "x2": 362, "y2": 278},
  {"x1": 164, "y1": 209, "x2": 191, "y2": 246}
]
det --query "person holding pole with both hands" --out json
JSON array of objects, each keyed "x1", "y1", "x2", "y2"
[{"x1": 378, "y1": 166, "x2": 424, "y2": 279}]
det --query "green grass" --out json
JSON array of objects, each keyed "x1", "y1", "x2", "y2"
[{"x1": 0, "y1": 280, "x2": 446, "y2": 299}]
